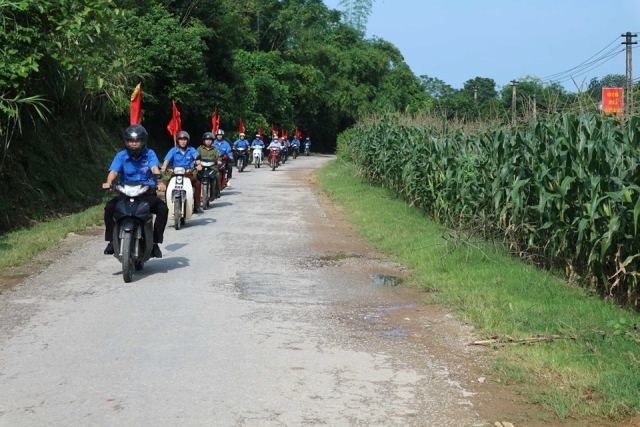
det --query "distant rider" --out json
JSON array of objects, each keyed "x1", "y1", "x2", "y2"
[
  {"x1": 233, "y1": 132, "x2": 250, "y2": 169},
  {"x1": 196, "y1": 132, "x2": 222, "y2": 197},
  {"x1": 102, "y1": 124, "x2": 167, "y2": 258},
  {"x1": 213, "y1": 129, "x2": 233, "y2": 186},
  {"x1": 161, "y1": 131, "x2": 204, "y2": 214},
  {"x1": 251, "y1": 133, "x2": 265, "y2": 160}
]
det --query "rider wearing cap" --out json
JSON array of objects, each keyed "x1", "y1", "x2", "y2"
[{"x1": 161, "y1": 131, "x2": 204, "y2": 214}]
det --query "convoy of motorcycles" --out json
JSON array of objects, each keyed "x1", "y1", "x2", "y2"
[{"x1": 109, "y1": 139, "x2": 310, "y2": 282}]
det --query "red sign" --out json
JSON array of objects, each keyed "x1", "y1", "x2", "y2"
[{"x1": 602, "y1": 88, "x2": 623, "y2": 117}]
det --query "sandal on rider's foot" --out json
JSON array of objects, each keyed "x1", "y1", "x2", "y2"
[
  {"x1": 104, "y1": 242, "x2": 114, "y2": 255},
  {"x1": 151, "y1": 244, "x2": 162, "y2": 259}
]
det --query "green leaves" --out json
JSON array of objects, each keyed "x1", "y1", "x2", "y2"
[{"x1": 343, "y1": 112, "x2": 640, "y2": 306}]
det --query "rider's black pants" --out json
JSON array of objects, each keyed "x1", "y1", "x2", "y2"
[{"x1": 104, "y1": 194, "x2": 169, "y2": 244}]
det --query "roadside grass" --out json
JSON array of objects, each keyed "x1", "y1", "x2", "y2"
[
  {"x1": 0, "y1": 205, "x2": 104, "y2": 271},
  {"x1": 317, "y1": 160, "x2": 640, "y2": 422}
]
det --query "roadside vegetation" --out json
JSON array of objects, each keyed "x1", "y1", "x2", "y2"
[{"x1": 318, "y1": 159, "x2": 640, "y2": 422}]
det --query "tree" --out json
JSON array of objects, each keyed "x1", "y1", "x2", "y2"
[
  {"x1": 419, "y1": 75, "x2": 457, "y2": 99},
  {"x1": 462, "y1": 77, "x2": 498, "y2": 103},
  {"x1": 337, "y1": 0, "x2": 374, "y2": 34}
]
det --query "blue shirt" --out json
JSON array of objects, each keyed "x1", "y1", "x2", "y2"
[
  {"x1": 109, "y1": 148, "x2": 161, "y2": 186},
  {"x1": 164, "y1": 146, "x2": 200, "y2": 169},
  {"x1": 251, "y1": 139, "x2": 265, "y2": 147},
  {"x1": 214, "y1": 140, "x2": 233, "y2": 158},
  {"x1": 234, "y1": 139, "x2": 250, "y2": 149},
  {"x1": 304, "y1": 139, "x2": 311, "y2": 146},
  {"x1": 291, "y1": 139, "x2": 300, "y2": 147}
]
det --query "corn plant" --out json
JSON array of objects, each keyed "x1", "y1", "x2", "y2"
[{"x1": 340, "y1": 112, "x2": 640, "y2": 307}]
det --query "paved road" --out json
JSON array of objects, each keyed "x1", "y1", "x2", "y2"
[{"x1": 0, "y1": 154, "x2": 489, "y2": 426}]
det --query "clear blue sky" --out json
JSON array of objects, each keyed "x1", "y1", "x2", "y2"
[{"x1": 322, "y1": 0, "x2": 640, "y2": 92}]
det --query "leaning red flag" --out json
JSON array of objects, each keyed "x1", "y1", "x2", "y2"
[
  {"x1": 129, "y1": 83, "x2": 142, "y2": 125},
  {"x1": 239, "y1": 117, "x2": 245, "y2": 134},
  {"x1": 167, "y1": 100, "x2": 182, "y2": 136},
  {"x1": 295, "y1": 126, "x2": 301, "y2": 139},
  {"x1": 212, "y1": 107, "x2": 219, "y2": 133}
]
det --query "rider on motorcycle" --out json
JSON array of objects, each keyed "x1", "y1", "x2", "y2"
[
  {"x1": 213, "y1": 129, "x2": 233, "y2": 186},
  {"x1": 197, "y1": 132, "x2": 222, "y2": 196},
  {"x1": 251, "y1": 133, "x2": 265, "y2": 160},
  {"x1": 291, "y1": 136, "x2": 300, "y2": 150},
  {"x1": 161, "y1": 131, "x2": 204, "y2": 214},
  {"x1": 102, "y1": 124, "x2": 167, "y2": 258},
  {"x1": 233, "y1": 132, "x2": 250, "y2": 168}
]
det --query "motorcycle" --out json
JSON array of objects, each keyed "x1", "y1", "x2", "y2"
[
  {"x1": 111, "y1": 181, "x2": 157, "y2": 283},
  {"x1": 199, "y1": 160, "x2": 219, "y2": 210},
  {"x1": 280, "y1": 146, "x2": 288, "y2": 164},
  {"x1": 252, "y1": 145, "x2": 263, "y2": 168},
  {"x1": 269, "y1": 146, "x2": 280, "y2": 171},
  {"x1": 304, "y1": 141, "x2": 311, "y2": 156},
  {"x1": 291, "y1": 144, "x2": 299, "y2": 159},
  {"x1": 234, "y1": 146, "x2": 248, "y2": 172},
  {"x1": 166, "y1": 166, "x2": 194, "y2": 230}
]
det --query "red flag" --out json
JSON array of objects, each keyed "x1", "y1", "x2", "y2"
[
  {"x1": 212, "y1": 107, "x2": 220, "y2": 133},
  {"x1": 284, "y1": 129, "x2": 289, "y2": 139},
  {"x1": 166, "y1": 100, "x2": 182, "y2": 138},
  {"x1": 271, "y1": 123, "x2": 277, "y2": 137},
  {"x1": 129, "y1": 83, "x2": 142, "y2": 125},
  {"x1": 295, "y1": 127, "x2": 301, "y2": 139},
  {"x1": 239, "y1": 117, "x2": 245, "y2": 133},
  {"x1": 259, "y1": 123, "x2": 264, "y2": 137}
]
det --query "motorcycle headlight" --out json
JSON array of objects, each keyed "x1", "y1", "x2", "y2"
[
  {"x1": 117, "y1": 184, "x2": 149, "y2": 197},
  {"x1": 176, "y1": 176, "x2": 183, "y2": 184},
  {"x1": 173, "y1": 167, "x2": 186, "y2": 175},
  {"x1": 201, "y1": 161, "x2": 215, "y2": 167}
]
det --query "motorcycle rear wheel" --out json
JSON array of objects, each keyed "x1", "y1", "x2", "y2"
[{"x1": 121, "y1": 232, "x2": 134, "y2": 283}]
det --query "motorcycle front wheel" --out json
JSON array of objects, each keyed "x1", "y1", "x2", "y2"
[
  {"x1": 174, "y1": 199, "x2": 181, "y2": 230},
  {"x1": 271, "y1": 159, "x2": 276, "y2": 170},
  {"x1": 202, "y1": 183, "x2": 210, "y2": 210},
  {"x1": 121, "y1": 232, "x2": 134, "y2": 283},
  {"x1": 238, "y1": 158, "x2": 244, "y2": 172}
]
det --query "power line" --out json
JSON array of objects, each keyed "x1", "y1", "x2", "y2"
[
  {"x1": 539, "y1": 36, "x2": 620, "y2": 81},
  {"x1": 553, "y1": 48, "x2": 625, "y2": 84},
  {"x1": 541, "y1": 45, "x2": 621, "y2": 83}
]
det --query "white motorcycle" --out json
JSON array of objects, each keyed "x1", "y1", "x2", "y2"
[
  {"x1": 166, "y1": 167, "x2": 194, "y2": 230},
  {"x1": 252, "y1": 145, "x2": 263, "y2": 168}
]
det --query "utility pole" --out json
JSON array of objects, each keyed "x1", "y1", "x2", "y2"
[
  {"x1": 473, "y1": 86, "x2": 478, "y2": 101},
  {"x1": 510, "y1": 80, "x2": 518, "y2": 126},
  {"x1": 533, "y1": 94, "x2": 537, "y2": 120},
  {"x1": 622, "y1": 32, "x2": 637, "y2": 118}
]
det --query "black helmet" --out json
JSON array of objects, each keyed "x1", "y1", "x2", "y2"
[
  {"x1": 123, "y1": 124, "x2": 148, "y2": 157},
  {"x1": 202, "y1": 132, "x2": 215, "y2": 140},
  {"x1": 176, "y1": 130, "x2": 190, "y2": 142}
]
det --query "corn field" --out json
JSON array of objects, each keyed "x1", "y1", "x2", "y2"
[{"x1": 339, "y1": 112, "x2": 640, "y2": 307}]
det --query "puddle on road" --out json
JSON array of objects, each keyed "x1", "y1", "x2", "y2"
[
  {"x1": 372, "y1": 274, "x2": 405, "y2": 287},
  {"x1": 375, "y1": 304, "x2": 418, "y2": 311},
  {"x1": 381, "y1": 328, "x2": 408, "y2": 338},
  {"x1": 301, "y1": 252, "x2": 364, "y2": 268},
  {"x1": 319, "y1": 252, "x2": 362, "y2": 262}
]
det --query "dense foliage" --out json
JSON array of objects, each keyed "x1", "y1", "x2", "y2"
[
  {"x1": 340, "y1": 112, "x2": 640, "y2": 307},
  {"x1": 0, "y1": 0, "x2": 429, "y2": 231}
]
